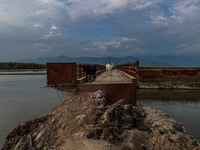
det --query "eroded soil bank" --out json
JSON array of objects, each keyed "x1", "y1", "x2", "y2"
[{"x1": 2, "y1": 90, "x2": 200, "y2": 150}]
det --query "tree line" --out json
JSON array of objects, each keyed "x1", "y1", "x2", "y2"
[{"x1": 0, "y1": 62, "x2": 46, "y2": 69}]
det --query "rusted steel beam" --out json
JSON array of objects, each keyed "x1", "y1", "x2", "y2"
[{"x1": 136, "y1": 60, "x2": 139, "y2": 86}]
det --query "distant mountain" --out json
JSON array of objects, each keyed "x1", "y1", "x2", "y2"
[
  {"x1": 19, "y1": 55, "x2": 139, "y2": 66},
  {"x1": 138, "y1": 55, "x2": 200, "y2": 67},
  {"x1": 20, "y1": 54, "x2": 200, "y2": 67},
  {"x1": 18, "y1": 54, "x2": 200, "y2": 67},
  {"x1": 146, "y1": 61, "x2": 175, "y2": 67}
]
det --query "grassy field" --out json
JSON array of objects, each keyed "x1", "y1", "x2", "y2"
[
  {"x1": 139, "y1": 67, "x2": 200, "y2": 88},
  {"x1": 0, "y1": 69, "x2": 46, "y2": 72},
  {"x1": 0, "y1": 69, "x2": 47, "y2": 75}
]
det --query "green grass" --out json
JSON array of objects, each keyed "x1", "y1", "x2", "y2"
[{"x1": 0, "y1": 69, "x2": 46, "y2": 72}]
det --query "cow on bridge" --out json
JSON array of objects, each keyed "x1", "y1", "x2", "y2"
[
  {"x1": 106, "y1": 63, "x2": 114, "y2": 76},
  {"x1": 82, "y1": 64, "x2": 96, "y2": 82}
]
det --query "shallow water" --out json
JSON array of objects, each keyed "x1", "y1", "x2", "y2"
[
  {"x1": 1, "y1": 76, "x2": 200, "y2": 147},
  {"x1": 138, "y1": 89, "x2": 200, "y2": 142},
  {"x1": 0, "y1": 74, "x2": 70, "y2": 148}
]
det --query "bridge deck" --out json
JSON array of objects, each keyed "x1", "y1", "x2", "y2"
[{"x1": 85, "y1": 69, "x2": 130, "y2": 84}]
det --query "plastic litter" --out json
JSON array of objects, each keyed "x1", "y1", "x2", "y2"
[
  {"x1": 90, "y1": 90, "x2": 107, "y2": 111},
  {"x1": 72, "y1": 132, "x2": 84, "y2": 138},
  {"x1": 75, "y1": 114, "x2": 86, "y2": 121},
  {"x1": 96, "y1": 104, "x2": 105, "y2": 111},
  {"x1": 91, "y1": 90, "x2": 106, "y2": 105},
  {"x1": 90, "y1": 90, "x2": 105, "y2": 98}
]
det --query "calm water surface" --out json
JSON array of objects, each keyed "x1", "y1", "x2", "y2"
[
  {"x1": 0, "y1": 74, "x2": 71, "y2": 148},
  {"x1": 138, "y1": 89, "x2": 200, "y2": 142},
  {"x1": 1, "y1": 76, "x2": 200, "y2": 147}
]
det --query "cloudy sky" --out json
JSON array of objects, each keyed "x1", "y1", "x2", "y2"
[{"x1": 0, "y1": 0, "x2": 200, "y2": 61}]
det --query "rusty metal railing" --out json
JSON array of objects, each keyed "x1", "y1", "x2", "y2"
[
  {"x1": 116, "y1": 60, "x2": 139, "y2": 86},
  {"x1": 47, "y1": 62, "x2": 138, "y2": 87},
  {"x1": 47, "y1": 63, "x2": 105, "y2": 86}
]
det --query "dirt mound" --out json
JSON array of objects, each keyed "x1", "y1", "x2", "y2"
[{"x1": 2, "y1": 90, "x2": 200, "y2": 150}]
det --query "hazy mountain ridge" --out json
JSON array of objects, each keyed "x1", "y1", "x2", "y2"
[
  {"x1": 19, "y1": 55, "x2": 139, "y2": 66},
  {"x1": 19, "y1": 55, "x2": 200, "y2": 67}
]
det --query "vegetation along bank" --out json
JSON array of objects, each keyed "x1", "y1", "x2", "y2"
[
  {"x1": 139, "y1": 67, "x2": 200, "y2": 89},
  {"x1": 0, "y1": 62, "x2": 46, "y2": 70}
]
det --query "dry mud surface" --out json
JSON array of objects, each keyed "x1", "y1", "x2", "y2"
[
  {"x1": 2, "y1": 90, "x2": 200, "y2": 150},
  {"x1": 139, "y1": 67, "x2": 200, "y2": 89}
]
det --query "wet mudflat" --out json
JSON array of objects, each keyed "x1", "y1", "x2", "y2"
[{"x1": 138, "y1": 89, "x2": 200, "y2": 142}]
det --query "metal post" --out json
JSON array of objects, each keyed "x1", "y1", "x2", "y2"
[
  {"x1": 136, "y1": 60, "x2": 139, "y2": 87},
  {"x1": 78, "y1": 64, "x2": 81, "y2": 78}
]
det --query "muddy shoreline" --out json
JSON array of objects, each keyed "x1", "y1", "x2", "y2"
[
  {"x1": 139, "y1": 67, "x2": 200, "y2": 90},
  {"x1": 139, "y1": 82, "x2": 200, "y2": 90},
  {"x1": 2, "y1": 90, "x2": 200, "y2": 150}
]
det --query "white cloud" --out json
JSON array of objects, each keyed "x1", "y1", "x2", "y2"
[
  {"x1": 31, "y1": 10, "x2": 46, "y2": 16},
  {"x1": 149, "y1": 0, "x2": 200, "y2": 26},
  {"x1": 177, "y1": 42, "x2": 200, "y2": 54},
  {"x1": 173, "y1": 0, "x2": 200, "y2": 17},
  {"x1": 83, "y1": 41, "x2": 120, "y2": 52},
  {"x1": 33, "y1": 23, "x2": 43, "y2": 28},
  {"x1": 34, "y1": 0, "x2": 163, "y2": 21},
  {"x1": 150, "y1": 15, "x2": 184, "y2": 26},
  {"x1": 40, "y1": 25, "x2": 60, "y2": 39},
  {"x1": 101, "y1": 0, "x2": 128, "y2": 10},
  {"x1": 41, "y1": 0, "x2": 52, "y2": 4},
  {"x1": 0, "y1": 4, "x2": 5, "y2": 9},
  {"x1": 164, "y1": 0, "x2": 200, "y2": 25},
  {"x1": 128, "y1": 0, "x2": 161, "y2": 10},
  {"x1": 120, "y1": 37, "x2": 137, "y2": 41},
  {"x1": 50, "y1": 25, "x2": 58, "y2": 30},
  {"x1": 151, "y1": 16, "x2": 168, "y2": 25},
  {"x1": 41, "y1": 31, "x2": 54, "y2": 39},
  {"x1": 1, "y1": 0, "x2": 200, "y2": 60},
  {"x1": 0, "y1": 2, "x2": 29, "y2": 27}
]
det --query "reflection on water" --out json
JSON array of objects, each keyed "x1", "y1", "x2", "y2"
[
  {"x1": 0, "y1": 75, "x2": 71, "y2": 148},
  {"x1": 138, "y1": 89, "x2": 200, "y2": 142}
]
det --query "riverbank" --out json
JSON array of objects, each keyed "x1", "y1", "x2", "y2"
[
  {"x1": 0, "y1": 69, "x2": 46, "y2": 72},
  {"x1": 0, "y1": 69, "x2": 46, "y2": 75},
  {"x1": 139, "y1": 82, "x2": 200, "y2": 90},
  {"x1": 139, "y1": 67, "x2": 200, "y2": 89},
  {"x1": 2, "y1": 90, "x2": 199, "y2": 150}
]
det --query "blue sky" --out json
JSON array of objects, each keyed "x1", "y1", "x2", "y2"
[{"x1": 0, "y1": 0, "x2": 200, "y2": 61}]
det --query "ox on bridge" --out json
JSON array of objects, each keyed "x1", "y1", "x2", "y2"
[{"x1": 47, "y1": 61, "x2": 139, "y2": 105}]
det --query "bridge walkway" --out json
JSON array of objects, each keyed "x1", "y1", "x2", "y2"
[
  {"x1": 84, "y1": 69, "x2": 130, "y2": 84},
  {"x1": 46, "y1": 62, "x2": 138, "y2": 105}
]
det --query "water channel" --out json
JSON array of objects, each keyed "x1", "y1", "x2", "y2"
[
  {"x1": 0, "y1": 73, "x2": 71, "y2": 148},
  {"x1": 0, "y1": 74, "x2": 199, "y2": 148}
]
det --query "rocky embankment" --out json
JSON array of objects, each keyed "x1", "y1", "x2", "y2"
[{"x1": 2, "y1": 90, "x2": 200, "y2": 150}]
